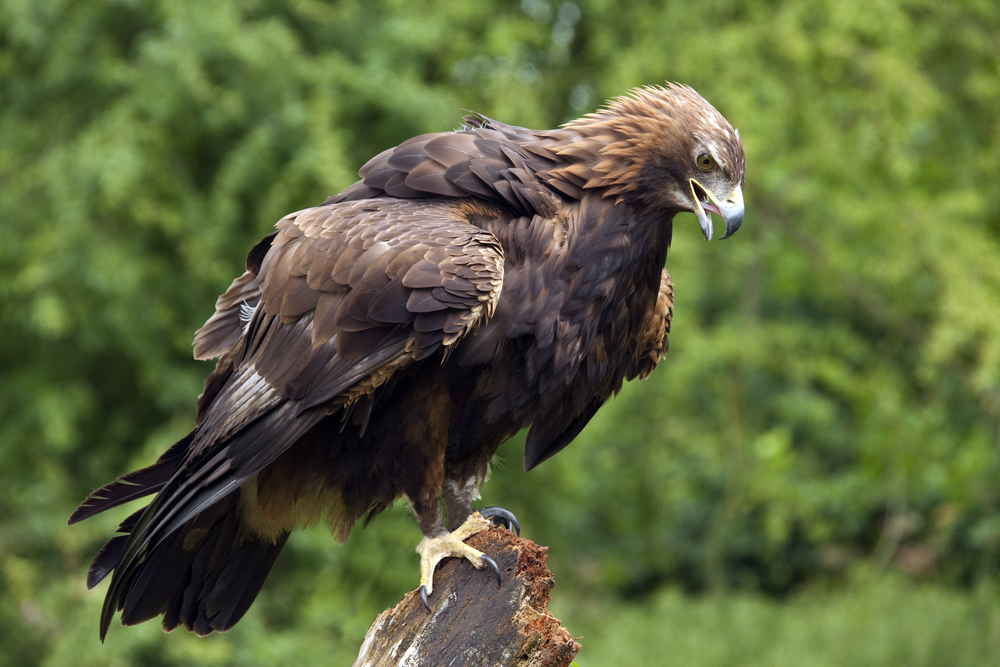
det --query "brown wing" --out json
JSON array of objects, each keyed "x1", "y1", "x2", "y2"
[
  {"x1": 87, "y1": 197, "x2": 504, "y2": 630},
  {"x1": 186, "y1": 198, "x2": 504, "y2": 457},
  {"x1": 329, "y1": 117, "x2": 573, "y2": 217}
]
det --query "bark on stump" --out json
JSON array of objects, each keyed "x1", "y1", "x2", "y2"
[{"x1": 353, "y1": 528, "x2": 580, "y2": 667}]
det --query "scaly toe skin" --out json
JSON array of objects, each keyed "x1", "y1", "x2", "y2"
[
  {"x1": 415, "y1": 511, "x2": 501, "y2": 609},
  {"x1": 477, "y1": 506, "x2": 521, "y2": 535}
]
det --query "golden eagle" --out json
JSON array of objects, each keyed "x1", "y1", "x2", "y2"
[{"x1": 70, "y1": 84, "x2": 745, "y2": 638}]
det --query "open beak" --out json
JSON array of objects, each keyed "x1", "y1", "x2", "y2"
[{"x1": 689, "y1": 180, "x2": 744, "y2": 240}]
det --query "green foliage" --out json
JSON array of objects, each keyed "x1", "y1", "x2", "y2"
[
  {"x1": 560, "y1": 575, "x2": 1000, "y2": 667},
  {"x1": 1, "y1": 0, "x2": 999, "y2": 664}
]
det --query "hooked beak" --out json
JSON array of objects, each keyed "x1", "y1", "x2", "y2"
[{"x1": 689, "y1": 180, "x2": 744, "y2": 240}]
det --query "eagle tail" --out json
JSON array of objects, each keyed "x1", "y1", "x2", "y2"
[
  {"x1": 67, "y1": 432, "x2": 193, "y2": 525},
  {"x1": 86, "y1": 507, "x2": 145, "y2": 589},
  {"x1": 96, "y1": 491, "x2": 288, "y2": 639}
]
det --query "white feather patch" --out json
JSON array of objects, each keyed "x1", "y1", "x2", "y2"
[{"x1": 239, "y1": 300, "x2": 256, "y2": 334}]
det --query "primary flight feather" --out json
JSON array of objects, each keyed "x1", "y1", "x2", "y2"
[{"x1": 70, "y1": 83, "x2": 745, "y2": 638}]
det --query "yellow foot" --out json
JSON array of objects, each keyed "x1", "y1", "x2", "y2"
[{"x1": 416, "y1": 511, "x2": 501, "y2": 610}]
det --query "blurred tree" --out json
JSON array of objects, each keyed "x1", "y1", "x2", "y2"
[{"x1": 1, "y1": 0, "x2": 998, "y2": 664}]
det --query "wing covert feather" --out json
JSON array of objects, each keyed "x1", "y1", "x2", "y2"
[{"x1": 193, "y1": 273, "x2": 261, "y2": 361}]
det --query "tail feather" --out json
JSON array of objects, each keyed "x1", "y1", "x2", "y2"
[
  {"x1": 204, "y1": 531, "x2": 288, "y2": 632},
  {"x1": 87, "y1": 535, "x2": 128, "y2": 590},
  {"x1": 101, "y1": 491, "x2": 287, "y2": 639},
  {"x1": 68, "y1": 433, "x2": 193, "y2": 525},
  {"x1": 87, "y1": 507, "x2": 148, "y2": 589}
]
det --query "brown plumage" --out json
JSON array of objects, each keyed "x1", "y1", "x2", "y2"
[{"x1": 70, "y1": 84, "x2": 745, "y2": 638}]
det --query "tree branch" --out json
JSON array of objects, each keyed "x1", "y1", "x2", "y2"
[{"x1": 353, "y1": 529, "x2": 580, "y2": 667}]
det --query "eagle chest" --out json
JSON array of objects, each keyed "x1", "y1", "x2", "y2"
[{"x1": 466, "y1": 231, "x2": 667, "y2": 430}]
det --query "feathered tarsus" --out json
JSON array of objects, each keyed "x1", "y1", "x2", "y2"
[{"x1": 70, "y1": 83, "x2": 745, "y2": 638}]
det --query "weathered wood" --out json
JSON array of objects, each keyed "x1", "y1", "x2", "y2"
[{"x1": 353, "y1": 528, "x2": 580, "y2": 667}]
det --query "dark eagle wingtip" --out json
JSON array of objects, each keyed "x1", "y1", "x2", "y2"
[
  {"x1": 86, "y1": 534, "x2": 129, "y2": 589},
  {"x1": 68, "y1": 496, "x2": 108, "y2": 525}
]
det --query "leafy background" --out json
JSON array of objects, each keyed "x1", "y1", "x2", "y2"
[{"x1": 2, "y1": 0, "x2": 999, "y2": 664}]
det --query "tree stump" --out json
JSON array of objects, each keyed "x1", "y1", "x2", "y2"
[{"x1": 353, "y1": 528, "x2": 580, "y2": 667}]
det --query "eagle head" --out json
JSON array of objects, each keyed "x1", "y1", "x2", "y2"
[{"x1": 566, "y1": 83, "x2": 746, "y2": 240}]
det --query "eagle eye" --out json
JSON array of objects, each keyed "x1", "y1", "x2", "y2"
[{"x1": 696, "y1": 153, "x2": 716, "y2": 172}]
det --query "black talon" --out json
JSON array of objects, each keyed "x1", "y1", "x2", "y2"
[
  {"x1": 420, "y1": 584, "x2": 431, "y2": 611},
  {"x1": 480, "y1": 554, "x2": 502, "y2": 587},
  {"x1": 478, "y1": 506, "x2": 521, "y2": 536}
]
